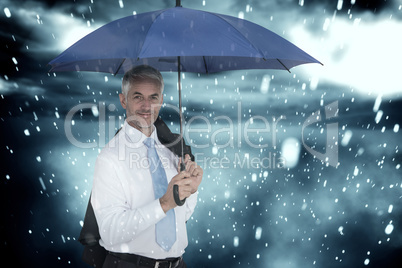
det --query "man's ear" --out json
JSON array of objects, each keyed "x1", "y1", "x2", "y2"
[{"x1": 119, "y1": 93, "x2": 126, "y2": 109}]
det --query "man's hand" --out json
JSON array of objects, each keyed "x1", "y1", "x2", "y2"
[
  {"x1": 159, "y1": 154, "x2": 203, "y2": 213},
  {"x1": 182, "y1": 154, "x2": 203, "y2": 194},
  {"x1": 160, "y1": 170, "x2": 191, "y2": 213}
]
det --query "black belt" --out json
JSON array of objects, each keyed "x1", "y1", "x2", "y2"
[{"x1": 109, "y1": 251, "x2": 182, "y2": 268}]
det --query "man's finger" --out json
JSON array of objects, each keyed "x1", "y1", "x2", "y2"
[
  {"x1": 184, "y1": 154, "x2": 191, "y2": 163},
  {"x1": 186, "y1": 161, "x2": 195, "y2": 173},
  {"x1": 171, "y1": 171, "x2": 190, "y2": 183},
  {"x1": 179, "y1": 186, "x2": 192, "y2": 199},
  {"x1": 176, "y1": 178, "x2": 192, "y2": 186}
]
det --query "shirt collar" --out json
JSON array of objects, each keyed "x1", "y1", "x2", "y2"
[{"x1": 122, "y1": 120, "x2": 160, "y2": 146}]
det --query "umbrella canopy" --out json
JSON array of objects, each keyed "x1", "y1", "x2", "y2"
[{"x1": 49, "y1": 6, "x2": 321, "y2": 75}]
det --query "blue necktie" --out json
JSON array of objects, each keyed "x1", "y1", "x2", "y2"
[{"x1": 143, "y1": 137, "x2": 176, "y2": 251}]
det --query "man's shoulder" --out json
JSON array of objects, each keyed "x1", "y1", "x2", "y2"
[{"x1": 98, "y1": 130, "x2": 123, "y2": 157}]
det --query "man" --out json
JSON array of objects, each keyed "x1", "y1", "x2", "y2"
[{"x1": 91, "y1": 65, "x2": 203, "y2": 268}]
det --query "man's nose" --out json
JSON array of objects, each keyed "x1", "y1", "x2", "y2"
[{"x1": 141, "y1": 98, "x2": 152, "y2": 109}]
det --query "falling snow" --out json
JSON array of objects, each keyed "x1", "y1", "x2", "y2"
[{"x1": 1, "y1": 0, "x2": 401, "y2": 268}]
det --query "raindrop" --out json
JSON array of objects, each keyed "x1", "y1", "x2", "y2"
[
  {"x1": 39, "y1": 177, "x2": 46, "y2": 191},
  {"x1": 341, "y1": 130, "x2": 353, "y2": 146},
  {"x1": 251, "y1": 173, "x2": 257, "y2": 182},
  {"x1": 353, "y1": 166, "x2": 359, "y2": 176},
  {"x1": 260, "y1": 75, "x2": 270, "y2": 94},
  {"x1": 281, "y1": 137, "x2": 300, "y2": 168},
  {"x1": 255, "y1": 227, "x2": 262, "y2": 240},
  {"x1": 337, "y1": 0, "x2": 343, "y2": 10},
  {"x1": 323, "y1": 18, "x2": 331, "y2": 31},
  {"x1": 375, "y1": 110, "x2": 383, "y2": 124},
  {"x1": 91, "y1": 105, "x2": 99, "y2": 117},
  {"x1": 388, "y1": 205, "x2": 393, "y2": 213},
  {"x1": 233, "y1": 236, "x2": 239, "y2": 247},
  {"x1": 310, "y1": 77, "x2": 319, "y2": 90},
  {"x1": 373, "y1": 95, "x2": 382, "y2": 112},
  {"x1": 385, "y1": 223, "x2": 394, "y2": 235},
  {"x1": 4, "y1": 7, "x2": 11, "y2": 18},
  {"x1": 24, "y1": 129, "x2": 30, "y2": 136},
  {"x1": 393, "y1": 124, "x2": 399, "y2": 133}
]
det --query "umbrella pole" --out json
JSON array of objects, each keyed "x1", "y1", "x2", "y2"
[
  {"x1": 178, "y1": 56, "x2": 185, "y2": 163},
  {"x1": 174, "y1": 56, "x2": 186, "y2": 206}
]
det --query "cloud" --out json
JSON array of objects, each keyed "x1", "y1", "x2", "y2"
[
  {"x1": 290, "y1": 14, "x2": 402, "y2": 96},
  {"x1": 0, "y1": 76, "x2": 45, "y2": 95},
  {"x1": 12, "y1": 5, "x2": 96, "y2": 55}
]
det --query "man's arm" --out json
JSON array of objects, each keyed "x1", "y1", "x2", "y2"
[{"x1": 91, "y1": 150, "x2": 166, "y2": 247}]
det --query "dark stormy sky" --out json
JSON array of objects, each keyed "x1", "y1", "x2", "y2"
[{"x1": 1, "y1": 1, "x2": 402, "y2": 268}]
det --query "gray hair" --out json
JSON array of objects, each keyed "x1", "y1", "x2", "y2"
[{"x1": 121, "y1": 65, "x2": 164, "y2": 96}]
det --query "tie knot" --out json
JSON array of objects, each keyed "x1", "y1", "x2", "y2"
[{"x1": 143, "y1": 137, "x2": 155, "y2": 148}]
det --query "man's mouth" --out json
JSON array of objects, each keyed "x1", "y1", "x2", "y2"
[{"x1": 136, "y1": 111, "x2": 153, "y2": 118}]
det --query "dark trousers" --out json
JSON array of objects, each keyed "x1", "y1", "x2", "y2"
[{"x1": 102, "y1": 253, "x2": 187, "y2": 268}]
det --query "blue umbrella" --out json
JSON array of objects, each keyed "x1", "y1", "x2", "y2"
[
  {"x1": 49, "y1": 3, "x2": 321, "y2": 74},
  {"x1": 49, "y1": 0, "x2": 322, "y2": 205}
]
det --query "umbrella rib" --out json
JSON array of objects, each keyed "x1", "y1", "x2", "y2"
[
  {"x1": 276, "y1": 59, "x2": 291, "y2": 73},
  {"x1": 206, "y1": 12, "x2": 267, "y2": 59},
  {"x1": 114, "y1": 59, "x2": 126, "y2": 76},
  {"x1": 202, "y1": 56, "x2": 208, "y2": 74},
  {"x1": 137, "y1": 9, "x2": 170, "y2": 60}
]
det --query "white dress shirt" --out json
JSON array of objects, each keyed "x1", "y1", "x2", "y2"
[{"x1": 91, "y1": 120, "x2": 198, "y2": 259}]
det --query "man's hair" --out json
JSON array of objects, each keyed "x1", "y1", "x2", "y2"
[{"x1": 122, "y1": 65, "x2": 164, "y2": 96}]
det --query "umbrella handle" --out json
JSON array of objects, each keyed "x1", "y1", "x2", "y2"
[{"x1": 173, "y1": 162, "x2": 186, "y2": 206}]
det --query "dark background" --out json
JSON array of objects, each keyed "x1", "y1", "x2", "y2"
[{"x1": 1, "y1": 0, "x2": 402, "y2": 267}]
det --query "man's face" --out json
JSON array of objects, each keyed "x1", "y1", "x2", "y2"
[{"x1": 119, "y1": 81, "x2": 163, "y2": 132}]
